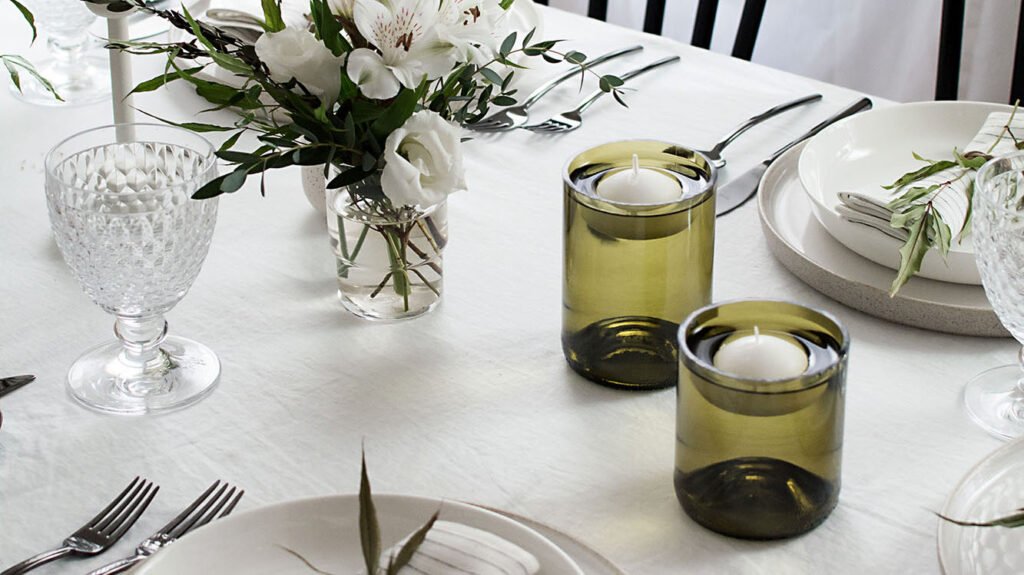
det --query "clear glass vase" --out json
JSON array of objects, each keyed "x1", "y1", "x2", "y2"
[{"x1": 326, "y1": 175, "x2": 447, "y2": 321}]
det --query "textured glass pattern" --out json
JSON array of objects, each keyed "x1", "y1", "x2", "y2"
[
  {"x1": 45, "y1": 140, "x2": 219, "y2": 316},
  {"x1": 974, "y1": 160, "x2": 1024, "y2": 343}
]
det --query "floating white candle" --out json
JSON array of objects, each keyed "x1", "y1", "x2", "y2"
[
  {"x1": 712, "y1": 326, "x2": 808, "y2": 379},
  {"x1": 596, "y1": 154, "x2": 682, "y2": 204}
]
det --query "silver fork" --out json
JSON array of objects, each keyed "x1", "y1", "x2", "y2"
[
  {"x1": 522, "y1": 55, "x2": 681, "y2": 133},
  {"x1": 1, "y1": 478, "x2": 158, "y2": 575},
  {"x1": 694, "y1": 93, "x2": 822, "y2": 168},
  {"x1": 85, "y1": 480, "x2": 245, "y2": 575},
  {"x1": 467, "y1": 44, "x2": 644, "y2": 132}
]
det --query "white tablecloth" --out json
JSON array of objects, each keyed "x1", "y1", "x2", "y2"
[{"x1": 0, "y1": 6, "x2": 1014, "y2": 574}]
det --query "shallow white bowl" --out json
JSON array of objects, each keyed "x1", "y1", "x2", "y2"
[
  {"x1": 136, "y1": 494, "x2": 584, "y2": 575},
  {"x1": 798, "y1": 101, "x2": 1015, "y2": 286}
]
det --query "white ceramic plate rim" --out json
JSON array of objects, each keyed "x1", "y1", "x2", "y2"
[{"x1": 136, "y1": 493, "x2": 584, "y2": 575}]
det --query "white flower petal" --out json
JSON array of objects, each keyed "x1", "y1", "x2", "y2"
[
  {"x1": 347, "y1": 49, "x2": 402, "y2": 99},
  {"x1": 381, "y1": 111, "x2": 466, "y2": 208}
]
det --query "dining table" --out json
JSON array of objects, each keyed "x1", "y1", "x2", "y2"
[{"x1": 0, "y1": 3, "x2": 1015, "y2": 573}]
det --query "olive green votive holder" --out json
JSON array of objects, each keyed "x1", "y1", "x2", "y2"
[
  {"x1": 674, "y1": 300, "x2": 850, "y2": 539},
  {"x1": 561, "y1": 140, "x2": 716, "y2": 390}
]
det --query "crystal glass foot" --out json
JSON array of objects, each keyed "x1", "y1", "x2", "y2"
[
  {"x1": 967, "y1": 151, "x2": 1024, "y2": 438},
  {"x1": 45, "y1": 124, "x2": 220, "y2": 415},
  {"x1": 964, "y1": 361, "x2": 1024, "y2": 440},
  {"x1": 12, "y1": 0, "x2": 110, "y2": 106}
]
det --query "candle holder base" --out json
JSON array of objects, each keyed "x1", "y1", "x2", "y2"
[{"x1": 562, "y1": 316, "x2": 678, "y2": 390}]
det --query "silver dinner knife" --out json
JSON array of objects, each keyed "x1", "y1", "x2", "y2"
[
  {"x1": 716, "y1": 97, "x2": 873, "y2": 216},
  {"x1": 0, "y1": 375, "x2": 34, "y2": 399}
]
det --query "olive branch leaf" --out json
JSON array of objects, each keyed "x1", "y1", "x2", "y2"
[{"x1": 885, "y1": 103, "x2": 1021, "y2": 295}]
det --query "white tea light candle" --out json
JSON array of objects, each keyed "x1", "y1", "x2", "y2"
[
  {"x1": 712, "y1": 326, "x2": 808, "y2": 379},
  {"x1": 596, "y1": 154, "x2": 682, "y2": 204}
]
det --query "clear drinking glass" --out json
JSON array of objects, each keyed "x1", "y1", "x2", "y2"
[
  {"x1": 965, "y1": 150, "x2": 1024, "y2": 438},
  {"x1": 45, "y1": 124, "x2": 220, "y2": 415},
  {"x1": 12, "y1": 0, "x2": 110, "y2": 106}
]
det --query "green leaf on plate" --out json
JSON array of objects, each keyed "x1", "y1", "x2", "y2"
[
  {"x1": 385, "y1": 511, "x2": 439, "y2": 575},
  {"x1": 359, "y1": 450, "x2": 382, "y2": 575}
]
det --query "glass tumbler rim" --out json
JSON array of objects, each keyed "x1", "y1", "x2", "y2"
[
  {"x1": 562, "y1": 138, "x2": 718, "y2": 215},
  {"x1": 678, "y1": 298, "x2": 851, "y2": 392},
  {"x1": 45, "y1": 123, "x2": 218, "y2": 199}
]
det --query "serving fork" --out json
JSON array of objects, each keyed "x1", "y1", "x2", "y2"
[
  {"x1": 522, "y1": 55, "x2": 681, "y2": 133},
  {"x1": 85, "y1": 480, "x2": 245, "y2": 575},
  {"x1": 1, "y1": 478, "x2": 158, "y2": 575},
  {"x1": 468, "y1": 44, "x2": 643, "y2": 132}
]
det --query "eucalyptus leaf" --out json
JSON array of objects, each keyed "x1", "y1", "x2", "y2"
[
  {"x1": 386, "y1": 511, "x2": 439, "y2": 575},
  {"x1": 889, "y1": 205, "x2": 933, "y2": 296},
  {"x1": 359, "y1": 451, "x2": 382, "y2": 575},
  {"x1": 10, "y1": 0, "x2": 37, "y2": 42},
  {"x1": 882, "y1": 159, "x2": 957, "y2": 190},
  {"x1": 939, "y1": 509, "x2": 1024, "y2": 529}
]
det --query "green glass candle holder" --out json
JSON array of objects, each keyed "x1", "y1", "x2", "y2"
[
  {"x1": 674, "y1": 299, "x2": 850, "y2": 539},
  {"x1": 561, "y1": 140, "x2": 716, "y2": 390}
]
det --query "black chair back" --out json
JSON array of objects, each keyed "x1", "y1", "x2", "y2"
[
  {"x1": 936, "y1": 0, "x2": 1024, "y2": 103},
  {"x1": 645, "y1": 0, "x2": 766, "y2": 61},
  {"x1": 536, "y1": 0, "x2": 766, "y2": 63}
]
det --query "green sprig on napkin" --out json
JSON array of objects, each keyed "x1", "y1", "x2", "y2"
[{"x1": 885, "y1": 105, "x2": 1023, "y2": 295}]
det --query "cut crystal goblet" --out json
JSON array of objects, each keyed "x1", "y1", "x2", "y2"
[
  {"x1": 45, "y1": 124, "x2": 220, "y2": 415},
  {"x1": 966, "y1": 150, "x2": 1024, "y2": 439}
]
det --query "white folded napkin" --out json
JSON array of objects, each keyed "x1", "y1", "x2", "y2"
[
  {"x1": 377, "y1": 520, "x2": 541, "y2": 575},
  {"x1": 839, "y1": 111, "x2": 1024, "y2": 238}
]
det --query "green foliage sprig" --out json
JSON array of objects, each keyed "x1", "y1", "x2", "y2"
[
  {"x1": 4, "y1": 0, "x2": 62, "y2": 100},
  {"x1": 885, "y1": 105, "x2": 1022, "y2": 295},
  {"x1": 939, "y1": 508, "x2": 1024, "y2": 529},
  {"x1": 86, "y1": 0, "x2": 624, "y2": 203},
  {"x1": 279, "y1": 450, "x2": 438, "y2": 575}
]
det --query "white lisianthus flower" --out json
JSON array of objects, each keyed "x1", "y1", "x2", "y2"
[
  {"x1": 437, "y1": 0, "x2": 505, "y2": 64},
  {"x1": 347, "y1": 0, "x2": 456, "y2": 100},
  {"x1": 255, "y1": 27, "x2": 346, "y2": 105},
  {"x1": 381, "y1": 110, "x2": 467, "y2": 208}
]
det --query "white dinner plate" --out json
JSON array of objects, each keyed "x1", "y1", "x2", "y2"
[
  {"x1": 798, "y1": 101, "x2": 1015, "y2": 285},
  {"x1": 758, "y1": 141, "x2": 1006, "y2": 337},
  {"x1": 135, "y1": 494, "x2": 585, "y2": 575},
  {"x1": 938, "y1": 437, "x2": 1024, "y2": 574}
]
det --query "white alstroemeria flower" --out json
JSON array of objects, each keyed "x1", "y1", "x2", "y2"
[
  {"x1": 255, "y1": 27, "x2": 346, "y2": 105},
  {"x1": 347, "y1": 0, "x2": 456, "y2": 100},
  {"x1": 328, "y1": 0, "x2": 355, "y2": 18},
  {"x1": 382, "y1": 110, "x2": 467, "y2": 208},
  {"x1": 437, "y1": 0, "x2": 505, "y2": 64}
]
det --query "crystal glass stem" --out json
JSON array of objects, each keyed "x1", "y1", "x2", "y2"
[{"x1": 113, "y1": 316, "x2": 170, "y2": 385}]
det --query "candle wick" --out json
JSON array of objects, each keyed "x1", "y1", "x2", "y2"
[
  {"x1": 754, "y1": 325, "x2": 760, "y2": 343},
  {"x1": 630, "y1": 154, "x2": 640, "y2": 180}
]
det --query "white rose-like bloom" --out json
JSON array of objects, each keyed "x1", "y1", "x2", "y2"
[
  {"x1": 381, "y1": 111, "x2": 467, "y2": 208},
  {"x1": 254, "y1": 27, "x2": 346, "y2": 105}
]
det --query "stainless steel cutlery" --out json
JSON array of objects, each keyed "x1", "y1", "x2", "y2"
[
  {"x1": 694, "y1": 93, "x2": 822, "y2": 168},
  {"x1": 1, "y1": 478, "x2": 158, "y2": 575},
  {"x1": 468, "y1": 44, "x2": 644, "y2": 132},
  {"x1": 0, "y1": 375, "x2": 34, "y2": 399},
  {"x1": 85, "y1": 481, "x2": 245, "y2": 575},
  {"x1": 522, "y1": 55, "x2": 681, "y2": 133},
  {"x1": 716, "y1": 97, "x2": 874, "y2": 216}
]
